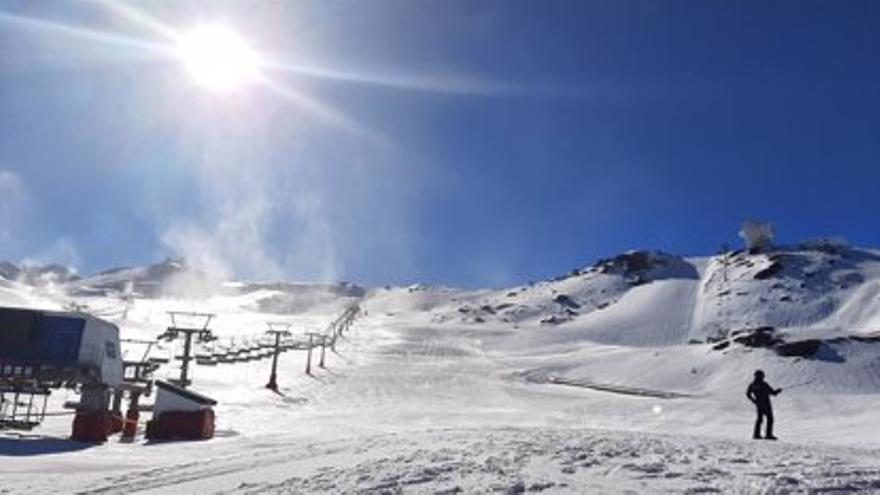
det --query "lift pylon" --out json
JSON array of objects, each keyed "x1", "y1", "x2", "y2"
[
  {"x1": 158, "y1": 312, "x2": 217, "y2": 388},
  {"x1": 265, "y1": 322, "x2": 292, "y2": 391}
]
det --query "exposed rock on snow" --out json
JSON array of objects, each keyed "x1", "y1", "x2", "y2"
[
  {"x1": 553, "y1": 294, "x2": 580, "y2": 309},
  {"x1": 731, "y1": 326, "x2": 781, "y2": 348},
  {"x1": 775, "y1": 339, "x2": 822, "y2": 358},
  {"x1": 594, "y1": 250, "x2": 697, "y2": 281}
]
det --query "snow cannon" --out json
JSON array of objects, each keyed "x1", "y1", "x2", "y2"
[{"x1": 0, "y1": 306, "x2": 123, "y2": 440}]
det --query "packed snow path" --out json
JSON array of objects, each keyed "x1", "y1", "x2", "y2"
[{"x1": 543, "y1": 375, "x2": 699, "y2": 399}]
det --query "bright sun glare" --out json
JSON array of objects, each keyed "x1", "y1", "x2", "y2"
[{"x1": 177, "y1": 25, "x2": 262, "y2": 92}]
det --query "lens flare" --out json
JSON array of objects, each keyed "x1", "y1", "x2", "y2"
[{"x1": 177, "y1": 25, "x2": 262, "y2": 92}]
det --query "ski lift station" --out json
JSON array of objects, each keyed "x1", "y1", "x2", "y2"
[
  {"x1": 1, "y1": 302, "x2": 358, "y2": 444},
  {"x1": 0, "y1": 305, "x2": 220, "y2": 443},
  {"x1": 0, "y1": 306, "x2": 131, "y2": 440},
  {"x1": 0, "y1": 306, "x2": 123, "y2": 388}
]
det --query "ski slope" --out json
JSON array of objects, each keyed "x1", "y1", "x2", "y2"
[{"x1": 3, "y1": 243, "x2": 880, "y2": 493}]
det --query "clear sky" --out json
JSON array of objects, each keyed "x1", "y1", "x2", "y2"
[{"x1": 0, "y1": 1, "x2": 878, "y2": 287}]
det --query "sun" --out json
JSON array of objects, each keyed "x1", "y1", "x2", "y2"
[{"x1": 177, "y1": 25, "x2": 262, "y2": 92}]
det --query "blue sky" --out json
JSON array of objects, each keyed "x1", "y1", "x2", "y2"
[{"x1": 0, "y1": 1, "x2": 878, "y2": 287}]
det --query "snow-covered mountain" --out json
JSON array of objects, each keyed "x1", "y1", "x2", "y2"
[
  {"x1": 4, "y1": 240, "x2": 880, "y2": 380},
  {"x1": 4, "y1": 240, "x2": 880, "y2": 493},
  {"x1": 369, "y1": 241, "x2": 880, "y2": 346},
  {"x1": 3, "y1": 240, "x2": 879, "y2": 391}
]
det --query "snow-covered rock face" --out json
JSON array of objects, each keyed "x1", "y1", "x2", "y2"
[
  {"x1": 61, "y1": 258, "x2": 223, "y2": 298},
  {"x1": 362, "y1": 251, "x2": 698, "y2": 328},
  {"x1": 1, "y1": 259, "x2": 366, "y2": 316},
  {"x1": 592, "y1": 250, "x2": 698, "y2": 282},
  {"x1": 695, "y1": 246, "x2": 880, "y2": 343},
  {"x1": 0, "y1": 261, "x2": 79, "y2": 286}
]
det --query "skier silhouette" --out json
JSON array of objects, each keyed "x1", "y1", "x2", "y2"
[{"x1": 746, "y1": 369, "x2": 782, "y2": 440}]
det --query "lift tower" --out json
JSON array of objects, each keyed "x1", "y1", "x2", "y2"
[
  {"x1": 264, "y1": 322, "x2": 292, "y2": 391},
  {"x1": 158, "y1": 312, "x2": 216, "y2": 388}
]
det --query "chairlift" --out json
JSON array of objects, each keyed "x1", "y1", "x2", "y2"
[{"x1": 0, "y1": 386, "x2": 50, "y2": 431}]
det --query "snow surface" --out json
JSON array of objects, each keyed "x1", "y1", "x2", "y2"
[{"x1": 3, "y1": 246, "x2": 880, "y2": 493}]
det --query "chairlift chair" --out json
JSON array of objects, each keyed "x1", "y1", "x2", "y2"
[{"x1": 0, "y1": 386, "x2": 50, "y2": 431}]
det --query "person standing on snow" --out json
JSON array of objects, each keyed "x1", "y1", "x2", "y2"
[{"x1": 746, "y1": 369, "x2": 782, "y2": 440}]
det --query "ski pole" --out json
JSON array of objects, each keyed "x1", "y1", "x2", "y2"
[{"x1": 783, "y1": 379, "x2": 815, "y2": 390}]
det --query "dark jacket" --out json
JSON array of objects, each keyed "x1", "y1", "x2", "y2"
[{"x1": 747, "y1": 380, "x2": 780, "y2": 410}]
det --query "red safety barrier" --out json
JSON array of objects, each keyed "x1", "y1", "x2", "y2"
[
  {"x1": 122, "y1": 408, "x2": 139, "y2": 440},
  {"x1": 145, "y1": 409, "x2": 214, "y2": 441},
  {"x1": 71, "y1": 411, "x2": 113, "y2": 443},
  {"x1": 109, "y1": 414, "x2": 124, "y2": 434}
]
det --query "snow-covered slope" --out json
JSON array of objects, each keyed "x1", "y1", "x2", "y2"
[
  {"x1": 2, "y1": 242, "x2": 879, "y2": 399},
  {"x1": 9, "y1": 241, "x2": 878, "y2": 348},
  {"x1": 3, "y1": 241, "x2": 880, "y2": 493},
  {"x1": 366, "y1": 244, "x2": 880, "y2": 348}
]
